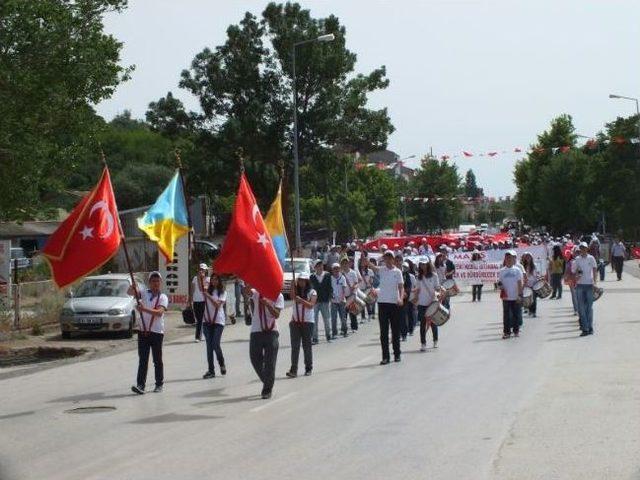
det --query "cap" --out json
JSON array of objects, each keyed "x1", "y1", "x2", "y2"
[
  {"x1": 505, "y1": 250, "x2": 517, "y2": 257},
  {"x1": 199, "y1": 263, "x2": 208, "y2": 270},
  {"x1": 314, "y1": 259, "x2": 323, "y2": 267},
  {"x1": 381, "y1": 244, "x2": 388, "y2": 250},
  {"x1": 331, "y1": 262, "x2": 340, "y2": 269},
  {"x1": 579, "y1": 242, "x2": 588, "y2": 248},
  {"x1": 383, "y1": 249, "x2": 394, "y2": 257},
  {"x1": 340, "y1": 256, "x2": 349, "y2": 263},
  {"x1": 149, "y1": 271, "x2": 162, "y2": 280},
  {"x1": 298, "y1": 272, "x2": 310, "y2": 280},
  {"x1": 402, "y1": 262, "x2": 409, "y2": 268}
]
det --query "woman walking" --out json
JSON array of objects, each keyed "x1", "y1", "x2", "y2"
[
  {"x1": 471, "y1": 251, "x2": 483, "y2": 302},
  {"x1": 287, "y1": 272, "x2": 317, "y2": 377},
  {"x1": 521, "y1": 252, "x2": 539, "y2": 318},
  {"x1": 548, "y1": 245, "x2": 565, "y2": 299},
  {"x1": 415, "y1": 260, "x2": 443, "y2": 351},
  {"x1": 202, "y1": 273, "x2": 226, "y2": 379}
]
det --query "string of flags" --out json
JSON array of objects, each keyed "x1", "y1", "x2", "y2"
[{"x1": 399, "y1": 196, "x2": 502, "y2": 203}]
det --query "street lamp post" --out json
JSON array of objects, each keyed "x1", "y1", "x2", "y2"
[
  {"x1": 609, "y1": 93, "x2": 640, "y2": 149},
  {"x1": 398, "y1": 154, "x2": 416, "y2": 236},
  {"x1": 292, "y1": 33, "x2": 335, "y2": 253}
]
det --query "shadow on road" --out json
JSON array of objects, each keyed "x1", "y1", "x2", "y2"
[
  {"x1": 129, "y1": 412, "x2": 223, "y2": 424},
  {"x1": 0, "y1": 410, "x2": 36, "y2": 421},
  {"x1": 164, "y1": 377, "x2": 202, "y2": 384},
  {"x1": 183, "y1": 388, "x2": 227, "y2": 399},
  {"x1": 327, "y1": 363, "x2": 380, "y2": 373},
  {"x1": 192, "y1": 395, "x2": 261, "y2": 407},
  {"x1": 47, "y1": 392, "x2": 132, "y2": 403},
  {"x1": 546, "y1": 335, "x2": 582, "y2": 342}
]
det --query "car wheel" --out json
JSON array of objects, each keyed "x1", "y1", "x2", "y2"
[{"x1": 62, "y1": 331, "x2": 71, "y2": 339}]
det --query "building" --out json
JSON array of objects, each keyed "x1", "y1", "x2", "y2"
[{"x1": 361, "y1": 150, "x2": 417, "y2": 180}]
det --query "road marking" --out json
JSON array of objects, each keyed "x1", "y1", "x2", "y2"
[
  {"x1": 349, "y1": 355, "x2": 374, "y2": 368},
  {"x1": 250, "y1": 392, "x2": 298, "y2": 413}
]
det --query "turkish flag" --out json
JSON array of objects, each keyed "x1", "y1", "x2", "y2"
[
  {"x1": 488, "y1": 152, "x2": 498, "y2": 157},
  {"x1": 43, "y1": 168, "x2": 121, "y2": 288},
  {"x1": 214, "y1": 173, "x2": 283, "y2": 301},
  {"x1": 462, "y1": 151, "x2": 473, "y2": 157}
]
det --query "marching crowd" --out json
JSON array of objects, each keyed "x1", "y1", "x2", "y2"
[{"x1": 128, "y1": 232, "x2": 624, "y2": 400}]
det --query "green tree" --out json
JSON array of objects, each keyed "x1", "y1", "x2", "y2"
[
  {"x1": 464, "y1": 169, "x2": 480, "y2": 198},
  {"x1": 0, "y1": 0, "x2": 131, "y2": 220}
]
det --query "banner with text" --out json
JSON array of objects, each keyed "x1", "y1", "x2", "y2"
[{"x1": 159, "y1": 235, "x2": 189, "y2": 307}]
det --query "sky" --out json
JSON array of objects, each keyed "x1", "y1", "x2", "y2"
[{"x1": 97, "y1": 0, "x2": 640, "y2": 197}]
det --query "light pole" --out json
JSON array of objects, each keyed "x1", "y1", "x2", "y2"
[
  {"x1": 609, "y1": 93, "x2": 640, "y2": 146},
  {"x1": 398, "y1": 154, "x2": 416, "y2": 236},
  {"x1": 292, "y1": 33, "x2": 335, "y2": 253}
]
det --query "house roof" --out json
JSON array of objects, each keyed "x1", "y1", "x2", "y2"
[{"x1": 0, "y1": 221, "x2": 61, "y2": 238}]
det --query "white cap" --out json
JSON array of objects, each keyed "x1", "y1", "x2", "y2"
[
  {"x1": 383, "y1": 249, "x2": 394, "y2": 257},
  {"x1": 149, "y1": 271, "x2": 162, "y2": 280},
  {"x1": 381, "y1": 244, "x2": 388, "y2": 250},
  {"x1": 331, "y1": 263, "x2": 340, "y2": 269},
  {"x1": 505, "y1": 250, "x2": 517, "y2": 257},
  {"x1": 199, "y1": 263, "x2": 208, "y2": 270},
  {"x1": 579, "y1": 242, "x2": 588, "y2": 248}
]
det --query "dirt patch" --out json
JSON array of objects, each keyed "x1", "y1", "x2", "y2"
[{"x1": 0, "y1": 346, "x2": 87, "y2": 367}]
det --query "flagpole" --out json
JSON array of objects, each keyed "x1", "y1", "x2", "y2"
[
  {"x1": 101, "y1": 150, "x2": 141, "y2": 307},
  {"x1": 279, "y1": 161, "x2": 297, "y2": 313},
  {"x1": 175, "y1": 150, "x2": 195, "y2": 304}
]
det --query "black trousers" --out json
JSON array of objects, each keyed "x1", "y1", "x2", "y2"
[
  {"x1": 136, "y1": 332, "x2": 164, "y2": 389},
  {"x1": 378, "y1": 302, "x2": 402, "y2": 360},
  {"x1": 612, "y1": 256, "x2": 624, "y2": 280},
  {"x1": 250, "y1": 331, "x2": 279, "y2": 394},
  {"x1": 417, "y1": 304, "x2": 439, "y2": 344},
  {"x1": 289, "y1": 322, "x2": 313, "y2": 373},
  {"x1": 472, "y1": 284, "x2": 483, "y2": 301},
  {"x1": 349, "y1": 312, "x2": 359, "y2": 331},
  {"x1": 193, "y1": 301, "x2": 205, "y2": 339},
  {"x1": 502, "y1": 300, "x2": 522, "y2": 334},
  {"x1": 550, "y1": 273, "x2": 563, "y2": 298}
]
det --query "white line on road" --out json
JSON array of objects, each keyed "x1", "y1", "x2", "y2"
[
  {"x1": 349, "y1": 355, "x2": 374, "y2": 368},
  {"x1": 250, "y1": 392, "x2": 298, "y2": 413}
]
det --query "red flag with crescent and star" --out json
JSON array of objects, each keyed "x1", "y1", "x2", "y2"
[
  {"x1": 214, "y1": 173, "x2": 283, "y2": 301},
  {"x1": 43, "y1": 167, "x2": 122, "y2": 288}
]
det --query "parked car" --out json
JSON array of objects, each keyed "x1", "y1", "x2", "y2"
[
  {"x1": 282, "y1": 258, "x2": 313, "y2": 298},
  {"x1": 10, "y1": 247, "x2": 31, "y2": 270},
  {"x1": 193, "y1": 240, "x2": 220, "y2": 267},
  {"x1": 59, "y1": 274, "x2": 145, "y2": 339}
]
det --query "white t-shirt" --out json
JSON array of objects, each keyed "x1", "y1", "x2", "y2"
[
  {"x1": 416, "y1": 275, "x2": 440, "y2": 306},
  {"x1": 137, "y1": 290, "x2": 169, "y2": 334},
  {"x1": 358, "y1": 268, "x2": 374, "y2": 290},
  {"x1": 342, "y1": 269, "x2": 360, "y2": 298},
  {"x1": 499, "y1": 266, "x2": 523, "y2": 301},
  {"x1": 572, "y1": 254, "x2": 597, "y2": 285},
  {"x1": 250, "y1": 290, "x2": 285, "y2": 333},
  {"x1": 471, "y1": 260, "x2": 484, "y2": 286},
  {"x1": 436, "y1": 265, "x2": 446, "y2": 284},
  {"x1": 331, "y1": 274, "x2": 346, "y2": 303},
  {"x1": 204, "y1": 290, "x2": 226, "y2": 325},
  {"x1": 377, "y1": 265, "x2": 403, "y2": 304},
  {"x1": 292, "y1": 288, "x2": 317, "y2": 323},
  {"x1": 524, "y1": 267, "x2": 538, "y2": 288},
  {"x1": 612, "y1": 242, "x2": 626, "y2": 257},
  {"x1": 191, "y1": 275, "x2": 210, "y2": 302}
]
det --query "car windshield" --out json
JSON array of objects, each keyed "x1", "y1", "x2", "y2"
[
  {"x1": 283, "y1": 260, "x2": 308, "y2": 273},
  {"x1": 75, "y1": 279, "x2": 130, "y2": 298}
]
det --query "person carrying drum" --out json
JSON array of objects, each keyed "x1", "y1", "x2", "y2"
[
  {"x1": 521, "y1": 252, "x2": 539, "y2": 318},
  {"x1": 287, "y1": 272, "x2": 317, "y2": 377},
  {"x1": 498, "y1": 251, "x2": 524, "y2": 339},
  {"x1": 415, "y1": 259, "x2": 444, "y2": 351}
]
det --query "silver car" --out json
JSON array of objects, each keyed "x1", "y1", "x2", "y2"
[{"x1": 60, "y1": 274, "x2": 145, "y2": 339}]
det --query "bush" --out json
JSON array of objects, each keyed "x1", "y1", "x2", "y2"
[
  {"x1": 34, "y1": 292, "x2": 65, "y2": 325},
  {"x1": 31, "y1": 321, "x2": 43, "y2": 336}
]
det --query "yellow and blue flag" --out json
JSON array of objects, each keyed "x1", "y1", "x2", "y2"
[
  {"x1": 137, "y1": 171, "x2": 190, "y2": 262},
  {"x1": 264, "y1": 181, "x2": 289, "y2": 266}
]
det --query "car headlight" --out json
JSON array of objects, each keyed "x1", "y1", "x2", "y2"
[
  {"x1": 107, "y1": 308, "x2": 125, "y2": 316},
  {"x1": 61, "y1": 308, "x2": 74, "y2": 317}
]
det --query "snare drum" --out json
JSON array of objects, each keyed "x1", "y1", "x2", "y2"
[
  {"x1": 521, "y1": 287, "x2": 534, "y2": 308},
  {"x1": 593, "y1": 286, "x2": 604, "y2": 302},
  {"x1": 424, "y1": 301, "x2": 450, "y2": 326},
  {"x1": 346, "y1": 296, "x2": 365, "y2": 315},
  {"x1": 532, "y1": 279, "x2": 552, "y2": 299},
  {"x1": 364, "y1": 288, "x2": 377, "y2": 305},
  {"x1": 442, "y1": 279, "x2": 459, "y2": 297}
]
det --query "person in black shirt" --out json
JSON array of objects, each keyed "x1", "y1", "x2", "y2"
[{"x1": 310, "y1": 260, "x2": 332, "y2": 343}]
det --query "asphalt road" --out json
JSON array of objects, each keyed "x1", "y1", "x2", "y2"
[{"x1": 1, "y1": 271, "x2": 639, "y2": 480}]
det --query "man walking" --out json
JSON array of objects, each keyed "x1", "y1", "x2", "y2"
[
  {"x1": 573, "y1": 242, "x2": 598, "y2": 336},
  {"x1": 610, "y1": 238, "x2": 626, "y2": 281},
  {"x1": 498, "y1": 251, "x2": 523, "y2": 339},
  {"x1": 130, "y1": 271, "x2": 169, "y2": 394},
  {"x1": 310, "y1": 260, "x2": 332, "y2": 343},
  {"x1": 330, "y1": 263, "x2": 348, "y2": 338},
  {"x1": 370, "y1": 250, "x2": 404, "y2": 364}
]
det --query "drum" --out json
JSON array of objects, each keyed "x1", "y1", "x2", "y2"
[
  {"x1": 346, "y1": 296, "x2": 365, "y2": 315},
  {"x1": 355, "y1": 289, "x2": 368, "y2": 304},
  {"x1": 442, "y1": 279, "x2": 459, "y2": 297},
  {"x1": 593, "y1": 286, "x2": 604, "y2": 302},
  {"x1": 182, "y1": 306, "x2": 195, "y2": 325},
  {"x1": 364, "y1": 288, "x2": 377, "y2": 305},
  {"x1": 532, "y1": 279, "x2": 552, "y2": 299},
  {"x1": 521, "y1": 287, "x2": 534, "y2": 308},
  {"x1": 424, "y1": 301, "x2": 450, "y2": 326}
]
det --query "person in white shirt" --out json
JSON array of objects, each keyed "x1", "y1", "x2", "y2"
[
  {"x1": 202, "y1": 273, "x2": 227, "y2": 379},
  {"x1": 330, "y1": 263, "x2": 348, "y2": 338},
  {"x1": 244, "y1": 285, "x2": 285, "y2": 399},
  {"x1": 358, "y1": 254, "x2": 376, "y2": 322},
  {"x1": 287, "y1": 273, "x2": 317, "y2": 378},
  {"x1": 610, "y1": 238, "x2": 626, "y2": 281},
  {"x1": 498, "y1": 251, "x2": 524, "y2": 339},
  {"x1": 415, "y1": 260, "x2": 443, "y2": 351},
  {"x1": 471, "y1": 251, "x2": 484, "y2": 302},
  {"x1": 189, "y1": 263, "x2": 210, "y2": 342},
  {"x1": 341, "y1": 256, "x2": 361, "y2": 333},
  {"x1": 129, "y1": 271, "x2": 169, "y2": 394},
  {"x1": 572, "y1": 242, "x2": 598, "y2": 336},
  {"x1": 369, "y1": 250, "x2": 404, "y2": 364}
]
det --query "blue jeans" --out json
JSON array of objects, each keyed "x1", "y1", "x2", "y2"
[
  {"x1": 313, "y1": 302, "x2": 331, "y2": 341},
  {"x1": 203, "y1": 323, "x2": 225, "y2": 374},
  {"x1": 330, "y1": 302, "x2": 347, "y2": 336},
  {"x1": 576, "y1": 285, "x2": 594, "y2": 332}
]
